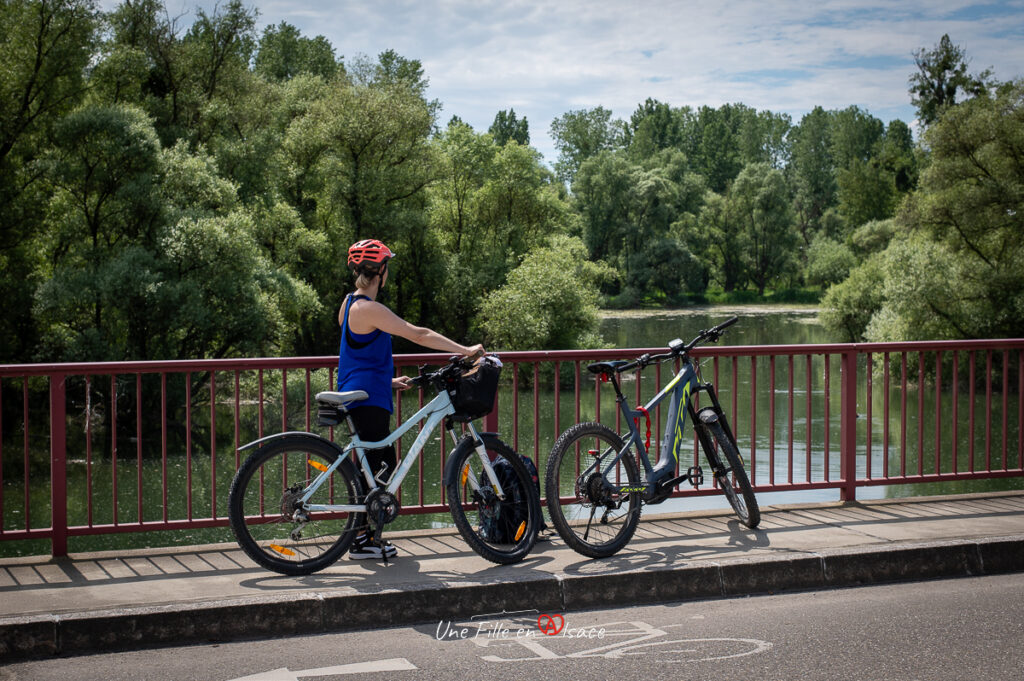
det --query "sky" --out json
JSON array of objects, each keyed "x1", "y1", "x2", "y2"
[{"x1": 99, "y1": 0, "x2": 1024, "y2": 165}]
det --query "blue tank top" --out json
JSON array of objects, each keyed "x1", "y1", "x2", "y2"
[{"x1": 336, "y1": 294, "x2": 394, "y2": 412}]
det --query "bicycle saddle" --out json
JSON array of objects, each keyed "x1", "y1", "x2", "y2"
[
  {"x1": 315, "y1": 390, "x2": 369, "y2": 406},
  {"x1": 586, "y1": 360, "x2": 630, "y2": 375}
]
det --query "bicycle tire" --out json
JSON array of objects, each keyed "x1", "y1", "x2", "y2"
[
  {"x1": 545, "y1": 422, "x2": 641, "y2": 558},
  {"x1": 228, "y1": 436, "x2": 364, "y2": 575},
  {"x1": 445, "y1": 434, "x2": 540, "y2": 564},
  {"x1": 698, "y1": 411, "x2": 761, "y2": 528}
]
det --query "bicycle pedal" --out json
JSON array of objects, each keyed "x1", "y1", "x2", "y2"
[{"x1": 688, "y1": 466, "x2": 704, "y2": 488}]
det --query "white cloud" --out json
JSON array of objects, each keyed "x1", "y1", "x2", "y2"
[{"x1": 95, "y1": 0, "x2": 1024, "y2": 163}]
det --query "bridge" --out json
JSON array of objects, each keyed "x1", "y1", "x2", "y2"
[{"x1": 0, "y1": 340, "x2": 1022, "y2": 659}]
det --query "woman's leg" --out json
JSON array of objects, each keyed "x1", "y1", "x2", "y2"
[
  {"x1": 347, "y1": 406, "x2": 398, "y2": 559},
  {"x1": 348, "y1": 406, "x2": 397, "y2": 485}
]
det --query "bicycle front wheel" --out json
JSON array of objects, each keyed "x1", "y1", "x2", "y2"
[
  {"x1": 446, "y1": 434, "x2": 540, "y2": 564},
  {"x1": 698, "y1": 410, "x2": 761, "y2": 529},
  {"x1": 228, "y1": 436, "x2": 364, "y2": 575},
  {"x1": 545, "y1": 422, "x2": 641, "y2": 558}
]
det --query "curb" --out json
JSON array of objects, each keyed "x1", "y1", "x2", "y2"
[{"x1": 2, "y1": 534, "x2": 1022, "y2": 660}]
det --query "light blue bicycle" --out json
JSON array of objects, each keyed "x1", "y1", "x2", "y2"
[{"x1": 228, "y1": 355, "x2": 540, "y2": 574}]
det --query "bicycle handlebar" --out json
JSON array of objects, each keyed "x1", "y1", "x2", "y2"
[
  {"x1": 408, "y1": 353, "x2": 490, "y2": 389},
  {"x1": 615, "y1": 317, "x2": 739, "y2": 373}
]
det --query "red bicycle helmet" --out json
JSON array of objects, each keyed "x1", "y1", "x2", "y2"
[{"x1": 347, "y1": 239, "x2": 395, "y2": 273}]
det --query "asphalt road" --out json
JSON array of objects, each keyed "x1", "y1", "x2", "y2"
[{"x1": 3, "y1": 573, "x2": 1023, "y2": 681}]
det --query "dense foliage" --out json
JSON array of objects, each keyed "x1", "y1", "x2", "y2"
[{"x1": 0, "y1": 5, "x2": 1017, "y2": 362}]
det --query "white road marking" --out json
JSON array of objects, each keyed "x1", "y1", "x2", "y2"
[{"x1": 227, "y1": 657, "x2": 417, "y2": 681}]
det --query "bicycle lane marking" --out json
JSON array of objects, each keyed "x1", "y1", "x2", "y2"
[{"x1": 468, "y1": 619, "x2": 772, "y2": 663}]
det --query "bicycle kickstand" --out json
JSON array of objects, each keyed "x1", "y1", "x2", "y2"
[{"x1": 374, "y1": 510, "x2": 390, "y2": 565}]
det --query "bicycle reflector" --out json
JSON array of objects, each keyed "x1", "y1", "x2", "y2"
[
  {"x1": 461, "y1": 463, "x2": 470, "y2": 486},
  {"x1": 308, "y1": 460, "x2": 328, "y2": 473},
  {"x1": 514, "y1": 521, "x2": 527, "y2": 542},
  {"x1": 269, "y1": 544, "x2": 296, "y2": 557}
]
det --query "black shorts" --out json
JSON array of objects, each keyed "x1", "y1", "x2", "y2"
[{"x1": 348, "y1": 405, "x2": 396, "y2": 483}]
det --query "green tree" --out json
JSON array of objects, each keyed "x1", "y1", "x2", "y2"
[
  {"x1": 479, "y1": 236, "x2": 611, "y2": 350},
  {"x1": 35, "y1": 110, "x2": 316, "y2": 361},
  {"x1": 0, "y1": 0, "x2": 98, "y2": 361},
  {"x1": 489, "y1": 108, "x2": 529, "y2": 146},
  {"x1": 822, "y1": 81, "x2": 1024, "y2": 342},
  {"x1": 254, "y1": 21, "x2": 339, "y2": 82},
  {"x1": 836, "y1": 159, "x2": 895, "y2": 229},
  {"x1": 627, "y1": 98, "x2": 681, "y2": 157},
  {"x1": 694, "y1": 190, "x2": 748, "y2": 293},
  {"x1": 731, "y1": 163, "x2": 797, "y2": 295},
  {"x1": 278, "y1": 75, "x2": 439, "y2": 352},
  {"x1": 805, "y1": 234, "x2": 856, "y2": 287},
  {"x1": 693, "y1": 105, "x2": 742, "y2": 193},
  {"x1": 573, "y1": 148, "x2": 705, "y2": 301},
  {"x1": 97, "y1": 0, "x2": 188, "y2": 142},
  {"x1": 887, "y1": 81, "x2": 1024, "y2": 339},
  {"x1": 909, "y1": 34, "x2": 993, "y2": 127},
  {"x1": 476, "y1": 141, "x2": 568, "y2": 256},
  {"x1": 818, "y1": 253, "x2": 886, "y2": 341},
  {"x1": 571, "y1": 151, "x2": 633, "y2": 263},
  {"x1": 429, "y1": 121, "x2": 495, "y2": 253},
  {"x1": 550, "y1": 106, "x2": 623, "y2": 185},
  {"x1": 789, "y1": 106, "x2": 835, "y2": 244},
  {"x1": 849, "y1": 218, "x2": 895, "y2": 259},
  {"x1": 829, "y1": 106, "x2": 883, "y2": 169},
  {"x1": 878, "y1": 119, "x2": 918, "y2": 194}
]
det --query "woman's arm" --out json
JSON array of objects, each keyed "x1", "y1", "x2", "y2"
[{"x1": 355, "y1": 301, "x2": 483, "y2": 356}]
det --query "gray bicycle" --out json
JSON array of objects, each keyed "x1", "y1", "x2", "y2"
[{"x1": 545, "y1": 318, "x2": 760, "y2": 558}]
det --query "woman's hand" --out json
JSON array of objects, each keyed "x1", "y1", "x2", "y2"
[{"x1": 392, "y1": 375, "x2": 414, "y2": 391}]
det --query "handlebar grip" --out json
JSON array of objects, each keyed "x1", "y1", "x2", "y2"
[
  {"x1": 457, "y1": 349, "x2": 484, "y2": 368},
  {"x1": 716, "y1": 316, "x2": 739, "y2": 331}
]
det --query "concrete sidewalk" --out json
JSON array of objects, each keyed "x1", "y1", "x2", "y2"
[{"x1": 2, "y1": 491, "x2": 1023, "y2": 660}]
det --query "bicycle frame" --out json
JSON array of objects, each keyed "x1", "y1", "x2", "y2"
[
  {"x1": 596, "y1": 357, "x2": 736, "y2": 501},
  {"x1": 295, "y1": 390, "x2": 506, "y2": 514}
]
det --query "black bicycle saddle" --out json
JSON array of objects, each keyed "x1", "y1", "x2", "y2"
[{"x1": 586, "y1": 360, "x2": 630, "y2": 375}]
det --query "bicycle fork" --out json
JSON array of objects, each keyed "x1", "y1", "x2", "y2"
[{"x1": 447, "y1": 421, "x2": 507, "y2": 501}]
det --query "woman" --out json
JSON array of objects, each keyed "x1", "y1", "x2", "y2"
[{"x1": 338, "y1": 238, "x2": 483, "y2": 560}]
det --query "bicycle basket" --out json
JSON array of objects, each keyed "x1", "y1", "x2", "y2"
[{"x1": 448, "y1": 356, "x2": 501, "y2": 423}]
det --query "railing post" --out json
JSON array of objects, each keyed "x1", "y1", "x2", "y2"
[
  {"x1": 484, "y1": 387, "x2": 499, "y2": 434},
  {"x1": 840, "y1": 350, "x2": 858, "y2": 502},
  {"x1": 50, "y1": 373, "x2": 68, "y2": 557}
]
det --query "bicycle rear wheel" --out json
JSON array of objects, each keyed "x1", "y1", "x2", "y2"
[
  {"x1": 446, "y1": 434, "x2": 540, "y2": 564},
  {"x1": 228, "y1": 436, "x2": 364, "y2": 575},
  {"x1": 698, "y1": 409, "x2": 760, "y2": 529},
  {"x1": 544, "y1": 422, "x2": 641, "y2": 558}
]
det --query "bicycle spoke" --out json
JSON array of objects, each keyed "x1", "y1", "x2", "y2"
[
  {"x1": 229, "y1": 438, "x2": 361, "y2": 575},
  {"x1": 545, "y1": 423, "x2": 641, "y2": 558}
]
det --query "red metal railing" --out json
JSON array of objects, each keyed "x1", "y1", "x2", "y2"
[{"x1": 1, "y1": 339, "x2": 1022, "y2": 556}]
